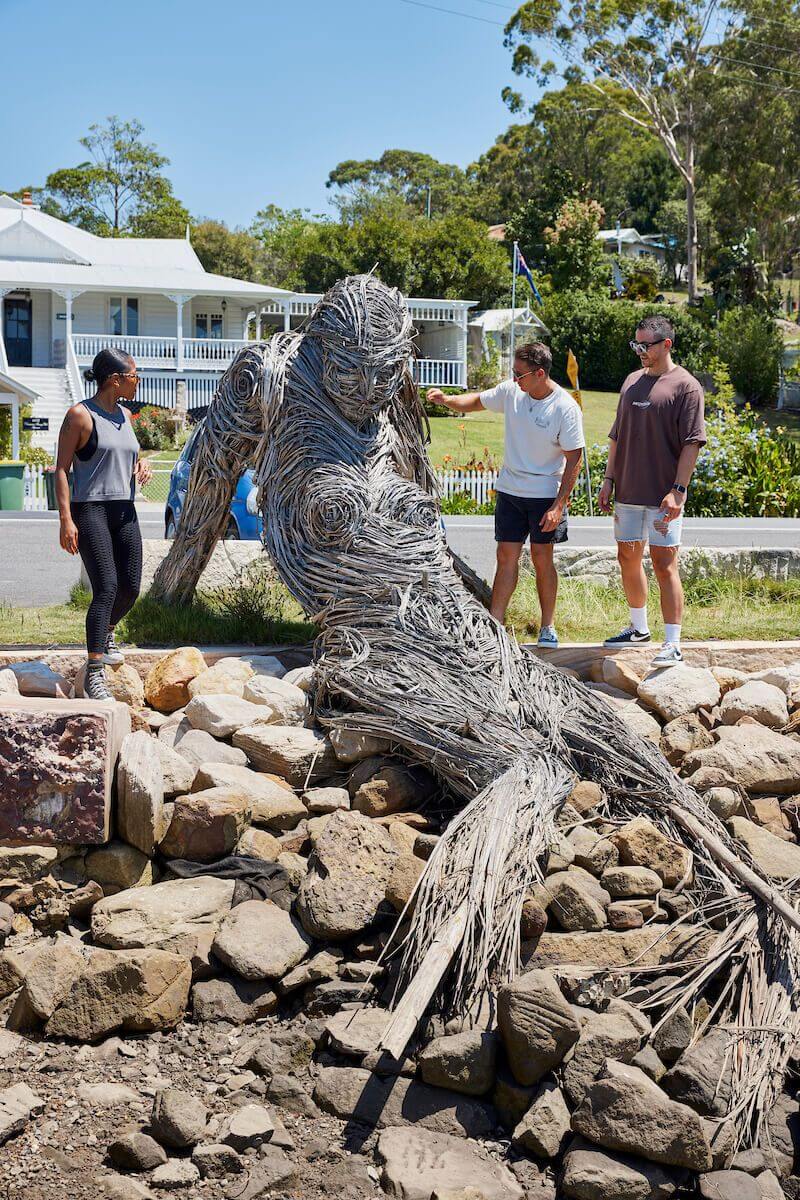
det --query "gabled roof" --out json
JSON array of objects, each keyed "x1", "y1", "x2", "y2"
[
  {"x1": 0, "y1": 368, "x2": 39, "y2": 401},
  {"x1": 470, "y1": 306, "x2": 548, "y2": 333},
  {"x1": 0, "y1": 213, "x2": 91, "y2": 264}
]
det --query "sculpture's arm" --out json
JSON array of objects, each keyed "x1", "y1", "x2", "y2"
[{"x1": 150, "y1": 346, "x2": 268, "y2": 605}]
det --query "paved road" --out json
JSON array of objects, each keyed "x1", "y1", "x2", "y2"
[{"x1": 2, "y1": 510, "x2": 799, "y2": 608}]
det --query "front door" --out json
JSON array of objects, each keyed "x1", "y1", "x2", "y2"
[{"x1": 4, "y1": 298, "x2": 32, "y2": 367}]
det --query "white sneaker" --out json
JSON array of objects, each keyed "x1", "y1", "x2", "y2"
[
  {"x1": 651, "y1": 643, "x2": 683, "y2": 669},
  {"x1": 537, "y1": 625, "x2": 559, "y2": 648},
  {"x1": 102, "y1": 631, "x2": 125, "y2": 666}
]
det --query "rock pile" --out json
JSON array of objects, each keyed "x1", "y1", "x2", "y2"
[{"x1": 2, "y1": 646, "x2": 800, "y2": 1197}]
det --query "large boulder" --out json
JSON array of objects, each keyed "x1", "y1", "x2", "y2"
[
  {"x1": 527, "y1": 926, "x2": 710, "y2": 970},
  {"x1": 158, "y1": 787, "x2": 250, "y2": 861},
  {"x1": 155, "y1": 740, "x2": 196, "y2": 797},
  {"x1": 314, "y1": 1066, "x2": 494, "y2": 1138},
  {"x1": 212, "y1": 900, "x2": 311, "y2": 980},
  {"x1": 161, "y1": 722, "x2": 248, "y2": 769},
  {"x1": 44, "y1": 948, "x2": 191, "y2": 1040},
  {"x1": 91, "y1": 876, "x2": 235, "y2": 959},
  {"x1": 85, "y1": 842, "x2": 153, "y2": 893},
  {"x1": 0, "y1": 697, "x2": 130, "y2": 844},
  {"x1": 728, "y1": 817, "x2": 800, "y2": 881},
  {"x1": 186, "y1": 657, "x2": 254, "y2": 699},
  {"x1": 243, "y1": 675, "x2": 307, "y2": 724},
  {"x1": 571, "y1": 1060, "x2": 713, "y2": 1171},
  {"x1": 511, "y1": 1082, "x2": 571, "y2": 1158},
  {"x1": 22, "y1": 937, "x2": 87, "y2": 1020},
  {"x1": 560, "y1": 1140, "x2": 677, "y2": 1200},
  {"x1": 544, "y1": 871, "x2": 609, "y2": 932},
  {"x1": 352, "y1": 765, "x2": 429, "y2": 819},
  {"x1": 144, "y1": 648, "x2": 207, "y2": 713},
  {"x1": 720, "y1": 681, "x2": 789, "y2": 730},
  {"x1": 685, "y1": 725, "x2": 800, "y2": 794},
  {"x1": 117, "y1": 729, "x2": 165, "y2": 856},
  {"x1": 637, "y1": 665, "x2": 720, "y2": 722},
  {"x1": 661, "y1": 1030, "x2": 734, "y2": 1118},
  {"x1": 497, "y1": 968, "x2": 581, "y2": 1086},
  {"x1": 192, "y1": 763, "x2": 305, "y2": 829},
  {"x1": 612, "y1": 818, "x2": 692, "y2": 888},
  {"x1": 659, "y1": 714, "x2": 713, "y2": 767},
  {"x1": 232, "y1": 724, "x2": 338, "y2": 785},
  {"x1": 376, "y1": 1126, "x2": 523, "y2": 1200},
  {"x1": 418, "y1": 1031, "x2": 497, "y2": 1097},
  {"x1": 7, "y1": 660, "x2": 72, "y2": 698},
  {"x1": 184, "y1": 694, "x2": 271, "y2": 739},
  {"x1": 297, "y1": 810, "x2": 398, "y2": 940},
  {"x1": 563, "y1": 1005, "x2": 647, "y2": 1105}
]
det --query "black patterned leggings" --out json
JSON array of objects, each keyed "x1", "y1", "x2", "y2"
[{"x1": 71, "y1": 500, "x2": 143, "y2": 654}]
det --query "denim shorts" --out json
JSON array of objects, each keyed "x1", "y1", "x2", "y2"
[{"x1": 613, "y1": 502, "x2": 683, "y2": 548}]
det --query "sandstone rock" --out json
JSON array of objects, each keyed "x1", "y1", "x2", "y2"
[
  {"x1": 96, "y1": 1175, "x2": 157, "y2": 1200},
  {"x1": 22, "y1": 937, "x2": 86, "y2": 1019},
  {"x1": 728, "y1": 816, "x2": 800, "y2": 880},
  {"x1": 8, "y1": 660, "x2": 72, "y2": 697},
  {"x1": 637, "y1": 666, "x2": 720, "y2": 722},
  {"x1": 563, "y1": 1007, "x2": 646, "y2": 1105},
  {"x1": 661, "y1": 1029, "x2": 732, "y2": 1117},
  {"x1": 512, "y1": 1081, "x2": 571, "y2": 1159},
  {"x1": 192, "y1": 1142, "x2": 243, "y2": 1179},
  {"x1": 659, "y1": 713, "x2": 713, "y2": 766},
  {"x1": 329, "y1": 726, "x2": 391, "y2": 763},
  {"x1": 232, "y1": 724, "x2": 337, "y2": 785},
  {"x1": 568, "y1": 781, "x2": 605, "y2": 815},
  {"x1": 144, "y1": 648, "x2": 207, "y2": 712},
  {"x1": 545, "y1": 871, "x2": 608, "y2": 931},
  {"x1": 0, "y1": 697, "x2": 129, "y2": 843},
  {"x1": 80, "y1": 662, "x2": 145, "y2": 708},
  {"x1": 632, "y1": 1045, "x2": 666, "y2": 1083},
  {"x1": 237, "y1": 826, "x2": 281, "y2": 861},
  {"x1": 212, "y1": 900, "x2": 311, "y2": 980},
  {"x1": 224, "y1": 1103, "x2": 275, "y2": 1151},
  {"x1": 313, "y1": 1066, "x2": 493, "y2": 1138},
  {"x1": 191, "y1": 976, "x2": 278, "y2": 1023},
  {"x1": 304, "y1": 785, "x2": 350, "y2": 814},
  {"x1": 521, "y1": 897, "x2": 549, "y2": 939},
  {"x1": 602, "y1": 658, "x2": 641, "y2": 698},
  {"x1": 573, "y1": 1060, "x2": 712, "y2": 1170},
  {"x1": 151, "y1": 1159, "x2": 200, "y2": 1188},
  {"x1": 720, "y1": 680, "x2": 789, "y2": 730},
  {"x1": 277, "y1": 949, "x2": 340, "y2": 995},
  {"x1": 751, "y1": 663, "x2": 800, "y2": 697},
  {"x1": 324, "y1": 1007, "x2": 390, "y2": 1059},
  {"x1": 151, "y1": 1086, "x2": 207, "y2": 1148},
  {"x1": 0, "y1": 945, "x2": 41, "y2": 999},
  {"x1": 386, "y1": 854, "x2": 425, "y2": 912},
  {"x1": 297, "y1": 809, "x2": 398, "y2": 940},
  {"x1": 497, "y1": 968, "x2": 580, "y2": 1086},
  {"x1": 187, "y1": 657, "x2": 254, "y2": 699},
  {"x1": 353, "y1": 765, "x2": 429, "y2": 819},
  {"x1": 86, "y1": 842, "x2": 152, "y2": 893},
  {"x1": 607, "y1": 903, "x2": 644, "y2": 930},
  {"x1": 242, "y1": 674, "x2": 307, "y2": 723},
  {"x1": 45, "y1": 948, "x2": 191, "y2": 1040},
  {"x1": 652, "y1": 1006, "x2": 693, "y2": 1066},
  {"x1": 685, "y1": 724, "x2": 800, "y2": 794},
  {"x1": 192, "y1": 762, "x2": 303, "y2": 829},
  {"x1": 164, "y1": 723, "x2": 248, "y2": 770},
  {"x1": 185, "y1": 693, "x2": 270, "y2": 738},
  {"x1": 527, "y1": 927, "x2": 708, "y2": 970},
  {"x1": 704, "y1": 786, "x2": 742, "y2": 820},
  {"x1": 0, "y1": 845, "x2": 59, "y2": 883},
  {"x1": 377, "y1": 1126, "x2": 523, "y2": 1200},
  {"x1": 277, "y1": 851, "x2": 307, "y2": 886},
  {"x1": 568, "y1": 827, "x2": 618, "y2": 876},
  {"x1": 601, "y1": 866, "x2": 662, "y2": 899},
  {"x1": 154, "y1": 740, "x2": 196, "y2": 797},
  {"x1": 159, "y1": 787, "x2": 250, "y2": 861},
  {"x1": 613, "y1": 818, "x2": 691, "y2": 888},
  {"x1": 117, "y1": 730, "x2": 165, "y2": 856},
  {"x1": 282, "y1": 664, "x2": 312, "y2": 689},
  {"x1": 560, "y1": 1140, "x2": 677, "y2": 1200},
  {"x1": 109, "y1": 1132, "x2": 168, "y2": 1171},
  {"x1": 418, "y1": 1031, "x2": 497, "y2": 1096},
  {"x1": 698, "y1": 1170, "x2": 761, "y2": 1200},
  {"x1": 0, "y1": 668, "x2": 19, "y2": 696},
  {"x1": 92, "y1": 876, "x2": 235, "y2": 956},
  {"x1": 0, "y1": 1082, "x2": 45, "y2": 1145}
]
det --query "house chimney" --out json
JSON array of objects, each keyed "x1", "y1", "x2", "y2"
[{"x1": 21, "y1": 191, "x2": 33, "y2": 206}]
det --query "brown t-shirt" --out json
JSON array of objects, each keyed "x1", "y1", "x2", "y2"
[{"x1": 609, "y1": 365, "x2": 706, "y2": 506}]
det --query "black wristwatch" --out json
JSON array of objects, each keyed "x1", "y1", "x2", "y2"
[{"x1": 672, "y1": 483, "x2": 687, "y2": 495}]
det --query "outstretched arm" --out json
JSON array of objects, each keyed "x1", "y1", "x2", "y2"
[{"x1": 151, "y1": 346, "x2": 268, "y2": 604}]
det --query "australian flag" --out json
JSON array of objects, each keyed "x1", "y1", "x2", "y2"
[{"x1": 516, "y1": 247, "x2": 543, "y2": 306}]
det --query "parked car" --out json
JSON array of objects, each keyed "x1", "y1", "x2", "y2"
[{"x1": 164, "y1": 421, "x2": 262, "y2": 540}]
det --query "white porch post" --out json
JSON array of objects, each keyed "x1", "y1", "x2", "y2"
[
  {"x1": 242, "y1": 310, "x2": 249, "y2": 340},
  {"x1": 167, "y1": 294, "x2": 191, "y2": 370},
  {"x1": 459, "y1": 308, "x2": 469, "y2": 389},
  {"x1": 283, "y1": 300, "x2": 292, "y2": 333},
  {"x1": 0, "y1": 289, "x2": 12, "y2": 372},
  {"x1": 10, "y1": 394, "x2": 20, "y2": 460}
]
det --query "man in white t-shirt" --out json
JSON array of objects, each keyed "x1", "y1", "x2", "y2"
[{"x1": 428, "y1": 341, "x2": 585, "y2": 645}]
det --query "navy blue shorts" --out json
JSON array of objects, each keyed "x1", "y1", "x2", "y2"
[{"x1": 494, "y1": 491, "x2": 568, "y2": 545}]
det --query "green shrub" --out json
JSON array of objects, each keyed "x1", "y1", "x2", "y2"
[
  {"x1": 468, "y1": 339, "x2": 502, "y2": 391},
  {"x1": 420, "y1": 386, "x2": 461, "y2": 418},
  {"x1": 20, "y1": 445, "x2": 52, "y2": 467},
  {"x1": 542, "y1": 292, "x2": 710, "y2": 390},
  {"x1": 130, "y1": 406, "x2": 177, "y2": 450},
  {"x1": 714, "y1": 308, "x2": 783, "y2": 407},
  {"x1": 621, "y1": 256, "x2": 660, "y2": 301},
  {"x1": 0, "y1": 403, "x2": 33, "y2": 460}
]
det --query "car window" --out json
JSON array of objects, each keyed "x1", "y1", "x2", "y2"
[{"x1": 182, "y1": 422, "x2": 204, "y2": 464}]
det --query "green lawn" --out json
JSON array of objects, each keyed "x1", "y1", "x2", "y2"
[{"x1": 427, "y1": 390, "x2": 618, "y2": 469}]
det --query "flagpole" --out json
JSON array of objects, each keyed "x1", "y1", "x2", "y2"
[{"x1": 510, "y1": 241, "x2": 518, "y2": 377}]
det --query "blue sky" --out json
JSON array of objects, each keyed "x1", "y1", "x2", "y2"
[{"x1": 0, "y1": 0, "x2": 525, "y2": 228}]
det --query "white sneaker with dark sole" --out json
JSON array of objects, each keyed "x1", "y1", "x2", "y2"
[
  {"x1": 603, "y1": 626, "x2": 651, "y2": 648},
  {"x1": 537, "y1": 626, "x2": 559, "y2": 648},
  {"x1": 102, "y1": 631, "x2": 125, "y2": 666},
  {"x1": 651, "y1": 643, "x2": 683, "y2": 669}
]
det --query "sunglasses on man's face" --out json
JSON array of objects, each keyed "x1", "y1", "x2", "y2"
[
  {"x1": 630, "y1": 338, "x2": 666, "y2": 355},
  {"x1": 513, "y1": 367, "x2": 538, "y2": 381}
]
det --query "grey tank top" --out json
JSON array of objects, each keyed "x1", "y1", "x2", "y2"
[{"x1": 71, "y1": 399, "x2": 140, "y2": 502}]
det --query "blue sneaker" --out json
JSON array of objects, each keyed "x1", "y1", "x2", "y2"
[{"x1": 537, "y1": 625, "x2": 559, "y2": 648}]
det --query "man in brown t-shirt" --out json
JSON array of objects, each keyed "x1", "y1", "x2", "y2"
[{"x1": 598, "y1": 314, "x2": 706, "y2": 667}]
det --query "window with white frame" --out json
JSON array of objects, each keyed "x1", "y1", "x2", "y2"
[
  {"x1": 194, "y1": 312, "x2": 223, "y2": 339},
  {"x1": 109, "y1": 297, "x2": 139, "y2": 336}
]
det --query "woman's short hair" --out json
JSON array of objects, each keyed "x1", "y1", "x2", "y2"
[
  {"x1": 514, "y1": 341, "x2": 552, "y2": 375},
  {"x1": 84, "y1": 347, "x2": 134, "y2": 387}
]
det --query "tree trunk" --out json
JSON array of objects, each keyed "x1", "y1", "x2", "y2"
[{"x1": 685, "y1": 123, "x2": 698, "y2": 304}]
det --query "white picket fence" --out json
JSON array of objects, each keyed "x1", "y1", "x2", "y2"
[
  {"x1": 435, "y1": 468, "x2": 587, "y2": 504},
  {"x1": 23, "y1": 464, "x2": 48, "y2": 511}
]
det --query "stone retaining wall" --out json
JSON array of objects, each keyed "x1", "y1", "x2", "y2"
[{"x1": 545, "y1": 546, "x2": 800, "y2": 585}]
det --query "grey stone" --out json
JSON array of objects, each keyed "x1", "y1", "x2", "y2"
[
  {"x1": 151, "y1": 1160, "x2": 200, "y2": 1188},
  {"x1": 418, "y1": 1030, "x2": 497, "y2": 1096},
  {"x1": 0, "y1": 1082, "x2": 45, "y2": 1145},
  {"x1": 545, "y1": 871, "x2": 609, "y2": 932},
  {"x1": 242, "y1": 673, "x2": 307, "y2": 723},
  {"x1": 228, "y1": 1146, "x2": 298, "y2": 1198},
  {"x1": 376, "y1": 1126, "x2": 523, "y2": 1200},
  {"x1": 232, "y1": 723, "x2": 337, "y2": 784},
  {"x1": 720, "y1": 681, "x2": 789, "y2": 729},
  {"x1": 637, "y1": 666, "x2": 720, "y2": 722},
  {"x1": 109, "y1": 1132, "x2": 168, "y2": 1171},
  {"x1": 117, "y1": 730, "x2": 165, "y2": 856},
  {"x1": 652, "y1": 1006, "x2": 693, "y2": 1066},
  {"x1": 225, "y1": 1103, "x2": 275, "y2": 1151},
  {"x1": 631, "y1": 1045, "x2": 666, "y2": 1083},
  {"x1": 497, "y1": 969, "x2": 581, "y2": 1086},
  {"x1": 192, "y1": 1142, "x2": 244, "y2": 1179},
  {"x1": 277, "y1": 949, "x2": 341, "y2": 995},
  {"x1": 304, "y1": 785, "x2": 350, "y2": 814},
  {"x1": 92, "y1": 876, "x2": 235, "y2": 959},
  {"x1": 511, "y1": 1082, "x2": 570, "y2": 1158},
  {"x1": 686, "y1": 725, "x2": 800, "y2": 795},
  {"x1": 151, "y1": 1087, "x2": 208, "y2": 1149},
  {"x1": 728, "y1": 817, "x2": 800, "y2": 881},
  {"x1": 572, "y1": 1060, "x2": 713, "y2": 1171},
  {"x1": 155, "y1": 740, "x2": 196, "y2": 797},
  {"x1": 191, "y1": 976, "x2": 278, "y2": 1024},
  {"x1": 297, "y1": 809, "x2": 398, "y2": 940},
  {"x1": 185, "y1": 694, "x2": 270, "y2": 738},
  {"x1": 168, "y1": 725, "x2": 248, "y2": 769},
  {"x1": 563, "y1": 1008, "x2": 646, "y2": 1105},
  {"x1": 661, "y1": 1029, "x2": 733, "y2": 1117},
  {"x1": 313, "y1": 1065, "x2": 494, "y2": 1138},
  {"x1": 212, "y1": 900, "x2": 311, "y2": 980},
  {"x1": 698, "y1": 1170, "x2": 761, "y2": 1200},
  {"x1": 326, "y1": 1007, "x2": 392, "y2": 1058},
  {"x1": 560, "y1": 1140, "x2": 677, "y2": 1200}
]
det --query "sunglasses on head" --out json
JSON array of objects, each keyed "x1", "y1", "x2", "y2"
[{"x1": 630, "y1": 338, "x2": 666, "y2": 355}]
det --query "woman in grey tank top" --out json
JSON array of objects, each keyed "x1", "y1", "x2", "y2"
[{"x1": 55, "y1": 348, "x2": 152, "y2": 700}]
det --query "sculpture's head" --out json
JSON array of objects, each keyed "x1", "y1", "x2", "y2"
[{"x1": 306, "y1": 274, "x2": 415, "y2": 426}]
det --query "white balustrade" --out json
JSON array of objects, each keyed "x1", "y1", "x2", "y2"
[
  {"x1": 182, "y1": 338, "x2": 249, "y2": 367},
  {"x1": 73, "y1": 334, "x2": 178, "y2": 365},
  {"x1": 23, "y1": 464, "x2": 48, "y2": 511},
  {"x1": 413, "y1": 359, "x2": 465, "y2": 388}
]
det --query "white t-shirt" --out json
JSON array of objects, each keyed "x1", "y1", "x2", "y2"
[{"x1": 479, "y1": 379, "x2": 585, "y2": 499}]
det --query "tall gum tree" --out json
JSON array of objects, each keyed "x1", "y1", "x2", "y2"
[{"x1": 503, "y1": 0, "x2": 725, "y2": 301}]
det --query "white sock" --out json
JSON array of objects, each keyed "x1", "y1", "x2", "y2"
[
  {"x1": 629, "y1": 606, "x2": 649, "y2": 634},
  {"x1": 664, "y1": 623, "x2": 681, "y2": 646}
]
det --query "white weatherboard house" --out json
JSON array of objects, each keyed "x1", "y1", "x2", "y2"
[{"x1": 0, "y1": 194, "x2": 473, "y2": 455}]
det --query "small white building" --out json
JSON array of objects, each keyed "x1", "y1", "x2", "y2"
[
  {"x1": 597, "y1": 227, "x2": 667, "y2": 266},
  {"x1": 0, "y1": 194, "x2": 473, "y2": 454},
  {"x1": 469, "y1": 305, "x2": 550, "y2": 379}
]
